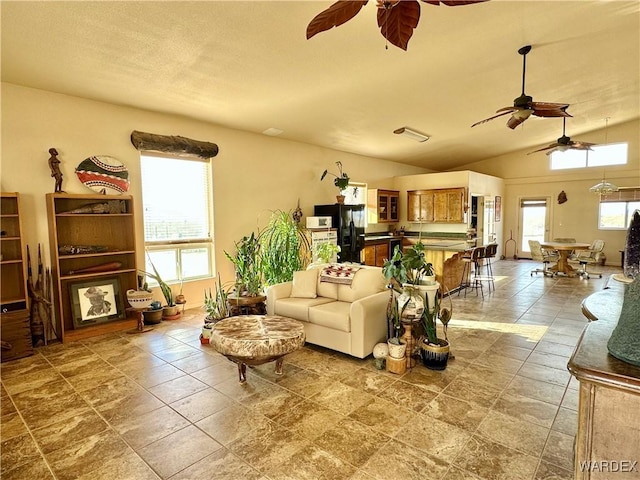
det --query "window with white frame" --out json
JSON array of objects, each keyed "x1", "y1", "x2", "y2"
[
  {"x1": 550, "y1": 142, "x2": 628, "y2": 170},
  {"x1": 140, "y1": 154, "x2": 214, "y2": 284},
  {"x1": 598, "y1": 188, "x2": 640, "y2": 230}
]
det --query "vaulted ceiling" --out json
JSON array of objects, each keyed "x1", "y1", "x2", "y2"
[{"x1": 2, "y1": 1, "x2": 638, "y2": 171}]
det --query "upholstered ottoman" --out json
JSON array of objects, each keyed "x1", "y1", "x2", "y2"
[{"x1": 210, "y1": 315, "x2": 305, "y2": 383}]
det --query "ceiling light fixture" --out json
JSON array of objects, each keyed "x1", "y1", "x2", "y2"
[
  {"x1": 393, "y1": 127, "x2": 430, "y2": 143},
  {"x1": 262, "y1": 127, "x2": 283, "y2": 136},
  {"x1": 589, "y1": 117, "x2": 619, "y2": 195}
]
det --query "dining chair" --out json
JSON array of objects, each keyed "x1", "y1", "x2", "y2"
[
  {"x1": 529, "y1": 240, "x2": 558, "y2": 277},
  {"x1": 570, "y1": 240, "x2": 605, "y2": 279}
]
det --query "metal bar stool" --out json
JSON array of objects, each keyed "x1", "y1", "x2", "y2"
[{"x1": 458, "y1": 247, "x2": 485, "y2": 298}]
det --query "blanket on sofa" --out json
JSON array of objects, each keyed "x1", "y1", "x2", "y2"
[{"x1": 320, "y1": 264, "x2": 361, "y2": 285}]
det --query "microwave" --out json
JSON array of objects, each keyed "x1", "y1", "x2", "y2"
[{"x1": 306, "y1": 216, "x2": 332, "y2": 229}]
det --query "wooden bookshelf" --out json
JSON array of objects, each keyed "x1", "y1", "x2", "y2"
[
  {"x1": 46, "y1": 193, "x2": 139, "y2": 342},
  {"x1": 1, "y1": 192, "x2": 32, "y2": 361}
]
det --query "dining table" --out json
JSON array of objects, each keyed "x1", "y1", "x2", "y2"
[{"x1": 540, "y1": 242, "x2": 591, "y2": 277}]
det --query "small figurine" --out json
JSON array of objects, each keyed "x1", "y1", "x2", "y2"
[{"x1": 48, "y1": 147, "x2": 64, "y2": 193}]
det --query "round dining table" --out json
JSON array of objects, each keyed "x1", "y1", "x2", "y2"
[{"x1": 540, "y1": 242, "x2": 591, "y2": 277}]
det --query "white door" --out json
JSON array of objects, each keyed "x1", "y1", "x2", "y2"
[{"x1": 518, "y1": 197, "x2": 551, "y2": 256}]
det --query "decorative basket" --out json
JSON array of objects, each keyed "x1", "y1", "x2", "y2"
[{"x1": 126, "y1": 289, "x2": 154, "y2": 310}]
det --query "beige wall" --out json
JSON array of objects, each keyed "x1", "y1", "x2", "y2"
[
  {"x1": 453, "y1": 119, "x2": 640, "y2": 265},
  {"x1": 0, "y1": 82, "x2": 427, "y2": 307}
]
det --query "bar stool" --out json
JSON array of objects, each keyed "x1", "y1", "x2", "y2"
[
  {"x1": 482, "y1": 243, "x2": 498, "y2": 291},
  {"x1": 458, "y1": 246, "x2": 485, "y2": 297}
]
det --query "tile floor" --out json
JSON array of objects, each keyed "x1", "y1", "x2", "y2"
[{"x1": 1, "y1": 260, "x2": 621, "y2": 479}]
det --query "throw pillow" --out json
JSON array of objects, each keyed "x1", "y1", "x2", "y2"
[{"x1": 291, "y1": 269, "x2": 318, "y2": 298}]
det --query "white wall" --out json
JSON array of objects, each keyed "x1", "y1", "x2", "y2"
[
  {"x1": 453, "y1": 119, "x2": 640, "y2": 264},
  {"x1": 1, "y1": 82, "x2": 428, "y2": 307}
]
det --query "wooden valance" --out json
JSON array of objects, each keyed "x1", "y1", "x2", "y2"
[{"x1": 130, "y1": 130, "x2": 219, "y2": 159}]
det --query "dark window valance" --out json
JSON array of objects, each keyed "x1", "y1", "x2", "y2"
[{"x1": 130, "y1": 130, "x2": 219, "y2": 159}]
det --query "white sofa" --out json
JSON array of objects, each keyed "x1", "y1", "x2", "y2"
[{"x1": 265, "y1": 264, "x2": 388, "y2": 358}]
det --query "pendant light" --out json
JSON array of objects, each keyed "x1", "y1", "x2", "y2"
[{"x1": 589, "y1": 118, "x2": 619, "y2": 195}]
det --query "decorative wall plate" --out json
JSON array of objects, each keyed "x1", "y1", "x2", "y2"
[{"x1": 75, "y1": 156, "x2": 130, "y2": 194}]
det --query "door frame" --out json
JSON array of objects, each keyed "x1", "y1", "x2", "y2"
[{"x1": 517, "y1": 195, "x2": 553, "y2": 257}]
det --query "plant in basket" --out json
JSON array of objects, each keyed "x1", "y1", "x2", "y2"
[{"x1": 142, "y1": 253, "x2": 179, "y2": 318}]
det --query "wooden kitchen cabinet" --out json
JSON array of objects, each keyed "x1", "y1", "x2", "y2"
[
  {"x1": 362, "y1": 242, "x2": 390, "y2": 267},
  {"x1": 367, "y1": 189, "x2": 399, "y2": 224},
  {"x1": 407, "y1": 188, "x2": 465, "y2": 223},
  {"x1": 407, "y1": 190, "x2": 434, "y2": 222}
]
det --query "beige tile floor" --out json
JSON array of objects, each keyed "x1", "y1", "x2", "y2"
[{"x1": 1, "y1": 260, "x2": 620, "y2": 479}]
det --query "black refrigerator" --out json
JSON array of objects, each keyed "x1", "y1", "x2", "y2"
[{"x1": 314, "y1": 204, "x2": 365, "y2": 263}]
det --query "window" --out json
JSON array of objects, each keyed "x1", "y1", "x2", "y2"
[
  {"x1": 140, "y1": 154, "x2": 213, "y2": 284},
  {"x1": 598, "y1": 188, "x2": 640, "y2": 230},
  {"x1": 550, "y1": 142, "x2": 628, "y2": 170}
]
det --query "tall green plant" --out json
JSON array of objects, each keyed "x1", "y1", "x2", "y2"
[
  {"x1": 224, "y1": 232, "x2": 262, "y2": 296},
  {"x1": 259, "y1": 210, "x2": 311, "y2": 285}
]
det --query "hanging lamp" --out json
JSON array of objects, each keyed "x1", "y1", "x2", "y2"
[{"x1": 589, "y1": 117, "x2": 619, "y2": 195}]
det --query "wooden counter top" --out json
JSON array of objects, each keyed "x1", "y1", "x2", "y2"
[{"x1": 569, "y1": 276, "x2": 640, "y2": 393}]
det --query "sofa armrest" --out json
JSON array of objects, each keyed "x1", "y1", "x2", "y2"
[
  {"x1": 349, "y1": 290, "x2": 389, "y2": 358},
  {"x1": 265, "y1": 281, "x2": 293, "y2": 315}
]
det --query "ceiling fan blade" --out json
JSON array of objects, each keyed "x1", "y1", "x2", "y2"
[
  {"x1": 531, "y1": 102, "x2": 571, "y2": 117},
  {"x1": 527, "y1": 143, "x2": 558, "y2": 155},
  {"x1": 507, "y1": 109, "x2": 533, "y2": 129},
  {"x1": 471, "y1": 109, "x2": 514, "y2": 128},
  {"x1": 377, "y1": 0, "x2": 420, "y2": 50},
  {"x1": 307, "y1": 0, "x2": 369, "y2": 39},
  {"x1": 421, "y1": 0, "x2": 489, "y2": 5},
  {"x1": 570, "y1": 141, "x2": 597, "y2": 150}
]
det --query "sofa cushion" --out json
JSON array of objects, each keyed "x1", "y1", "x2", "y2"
[
  {"x1": 273, "y1": 297, "x2": 334, "y2": 321},
  {"x1": 308, "y1": 301, "x2": 351, "y2": 332},
  {"x1": 291, "y1": 269, "x2": 318, "y2": 298},
  {"x1": 317, "y1": 276, "x2": 339, "y2": 299},
  {"x1": 337, "y1": 267, "x2": 386, "y2": 303}
]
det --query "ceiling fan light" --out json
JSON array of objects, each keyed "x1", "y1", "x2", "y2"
[{"x1": 393, "y1": 127, "x2": 430, "y2": 143}]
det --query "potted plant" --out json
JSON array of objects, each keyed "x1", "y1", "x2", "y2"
[
  {"x1": 321, "y1": 161, "x2": 351, "y2": 203},
  {"x1": 313, "y1": 242, "x2": 341, "y2": 264},
  {"x1": 382, "y1": 242, "x2": 435, "y2": 323},
  {"x1": 259, "y1": 209, "x2": 312, "y2": 285},
  {"x1": 419, "y1": 284, "x2": 453, "y2": 370},
  {"x1": 224, "y1": 232, "x2": 263, "y2": 297},
  {"x1": 142, "y1": 254, "x2": 179, "y2": 318},
  {"x1": 203, "y1": 274, "x2": 231, "y2": 323}
]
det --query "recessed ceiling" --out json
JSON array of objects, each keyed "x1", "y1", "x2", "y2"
[{"x1": 2, "y1": 1, "x2": 638, "y2": 171}]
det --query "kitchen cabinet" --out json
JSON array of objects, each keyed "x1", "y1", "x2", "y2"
[
  {"x1": 367, "y1": 189, "x2": 399, "y2": 224},
  {"x1": 46, "y1": 193, "x2": 139, "y2": 342},
  {"x1": 362, "y1": 241, "x2": 390, "y2": 267},
  {"x1": 407, "y1": 190, "x2": 434, "y2": 222},
  {"x1": 407, "y1": 187, "x2": 465, "y2": 223}
]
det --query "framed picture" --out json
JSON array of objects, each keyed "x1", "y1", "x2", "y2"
[
  {"x1": 70, "y1": 277, "x2": 125, "y2": 328},
  {"x1": 495, "y1": 196, "x2": 502, "y2": 222}
]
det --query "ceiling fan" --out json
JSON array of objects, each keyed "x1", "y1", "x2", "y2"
[
  {"x1": 527, "y1": 115, "x2": 597, "y2": 155},
  {"x1": 471, "y1": 45, "x2": 571, "y2": 129},
  {"x1": 306, "y1": 0, "x2": 489, "y2": 51}
]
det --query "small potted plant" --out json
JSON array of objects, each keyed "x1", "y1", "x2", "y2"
[
  {"x1": 419, "y1": 284, "x2": 453, "y2": 370},
  {"x1": 321, "y1": 161, "x2": 351, "y2": 203},
  {"x1": 314, "y1": 242, "x2": 341, "y2": 264},
  {"x1": 142, "y1": 254, "x2": 178, "y2": 318}
]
